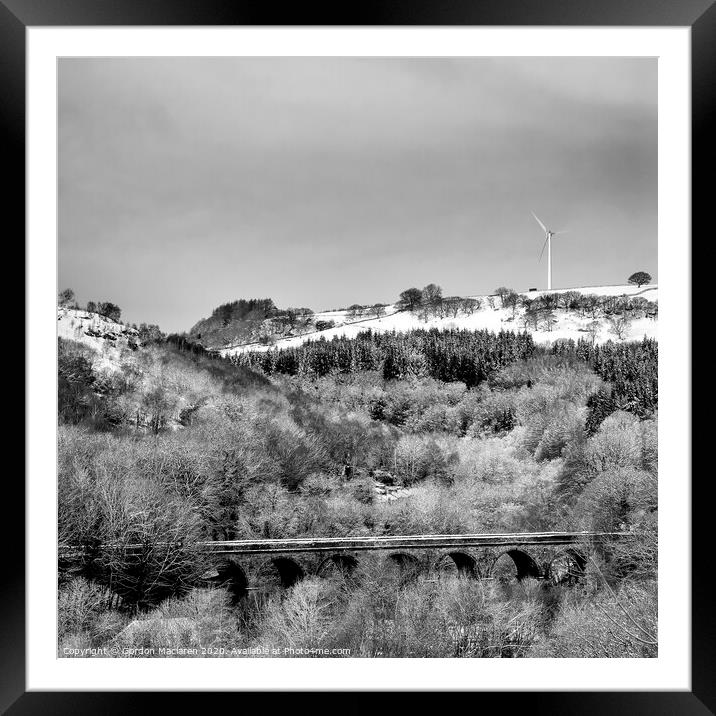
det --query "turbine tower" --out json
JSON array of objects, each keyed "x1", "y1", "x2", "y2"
[{"x1": 531, "y1": 212, "x2": 566, "y2": 291}]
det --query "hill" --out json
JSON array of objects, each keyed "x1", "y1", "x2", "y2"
[
  {"x1": 219, "y1": 284, "x2": 658, "y2": 358},
  {"x1": 58, "y1": 306, "x2": 140, "y2": 347},
  {"x1": 188, "y1": 298, "x2": 280, "y2": 347}
]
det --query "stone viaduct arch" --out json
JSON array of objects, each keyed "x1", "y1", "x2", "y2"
[
  {"x1": 61, "y1": 532, "x2": 619, "y2": 598},
  {"x1": 191, "y1": 533, "x2": 605, "y2": 596},
  {"x1": 256, "y1": 556, "x2": 305, "y2": 589},
  {"x1": 316, "y1": 554, "x2": 359, "y2": 578},
  {"x1": 435, "y1": 551, "x2": 480, "y2": 578},
  {"x1": 492, "y1": 549, "x2": 542, "y2": 581}
]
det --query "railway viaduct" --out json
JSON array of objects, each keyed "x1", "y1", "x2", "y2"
[
  {"x1": 60, "y1": 532, "x2": 628, "y2": 601},
  {"x1": 67, "y1": 532, "x2": 625, "y2": 600}
]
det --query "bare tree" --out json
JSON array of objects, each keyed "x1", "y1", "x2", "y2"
[
  {"x1": 398, "y1": 288, "x2": 422, "y2": 312},
  {"x1": 586, "y1": 319, "x2": 601, "y2": 344},
  {"x1": 460, "y1": 297, "x2": 481, "y2": 315},
  {"x1": 494, "y1": 287, "x2": 513, "y2": 307},
  {"x1": 543, "y1": 310, "x2": 558, "y2": 332},
  {"x1": 421, "y1": 283, "x2": 443, "y2": 317},
  {"x1": 608, "y1": 315, "x2": 632, "y2": 340},
  {"x1": 443, "y1": 296, "x2": 463, "y2": 318},
  {"x1": 502, "y1": 290, "x2": 520, "y2": 318},
  {"x1": 346, "y1": 304, "x2": 366, "y2": 321}
]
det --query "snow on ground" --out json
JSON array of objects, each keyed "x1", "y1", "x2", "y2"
[
  {"x1": 58, "y1": 307, "x2": 139, "y2": 373},
  {"x1": 220, "y1": 284, "x2": 657, "y2": 357}
]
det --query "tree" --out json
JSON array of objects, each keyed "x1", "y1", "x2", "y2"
[
  {"x1": 137, "y1": 323, "x2": 165, "y2": 344},
  {"x1": 86, "y1": 301, "x2": 97, "y2": 314},
  {"x1": 97, "y1": 302, "x2": 122, "y2": 322},
  {"x1": 543, "y1": 310, "x2": 558, "y2": 332},
  {"x1": 421, "y1": 283, "x2": 443, "y2": 304},
  {"x1": 371, "y1": 304, "x2": 387, "y2": 319},
  {"x1": 58, "y1": 288, "x2": 75, "y2": 307},
  {"x1": 398, "y1": 288, "x2": 422, "y2": 312},
  {"x1": 583, "y1": 295, "x2": 601, "y2": 319},
  {"x1": 58, "y1": 348, "x2": 97, "y2": 424},
  {"x1": 586, "y1": 319, "x2": 601, "y2": 345},
  {"x1": 628, "y1": 271, "x2": 652, "y2": 288},
  {"x1": 421, "y1": 284, "x2": 443, "y2": 317},
  {"x1": 346, "y1": 304, "x2": 366, "y2": 321},
  {"x1": 559, "y1": 290, "x2": 581, "y2": 310},
  {"x1": 443, "y1": 296, "x2": 463, "y2": 318},
  {"x1": 502, "y1": 290, "x2": 520, "y2": 317},
  {"x1": 494, "y1": 287, "x2": 516, "y2": 307},
  {"x1": 608, "y1": 314, "x2": 632, "y2": 340},
  {"x1": 461, "y1": 297, "x2": 481, "y2": 315},
  {"x1": 282, "y1": 307, "x2": 313, "y2": 330},
  {"x1": 522, "y1": 300, "x2": 541, "y2": 330}
]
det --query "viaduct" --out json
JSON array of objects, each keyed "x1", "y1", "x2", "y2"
[{"x1": 61, "y1": 532, "x2": 629, "y2": 601}]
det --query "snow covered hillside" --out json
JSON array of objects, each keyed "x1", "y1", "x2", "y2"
[
  {"x1": 58, "y1": 307, "x2": 139, "y2": 349},
  {"x1": 57, "y1": 307, "x2": 140, "y2": 372},
  {"x1": 220, "y1": 284, "x2": 658, "y2": 358}
]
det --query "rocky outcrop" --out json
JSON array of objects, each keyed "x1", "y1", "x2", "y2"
[{"x1": 57, "y1": 307, "x2": 140, "y2": 351}]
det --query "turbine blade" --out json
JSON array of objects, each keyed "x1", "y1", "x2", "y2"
[
  {"x1": 531, "y1": 211, "x2": 548, "y2": 233},
  {"x1": 538, "y1": 235, "x2": 549, "y2": 262},
  {"x1": 553, "y1": 230, "x2": 569, "y2": 236}
]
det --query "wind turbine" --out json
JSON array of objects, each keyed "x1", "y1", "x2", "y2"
[{"x1": 531, "y1": 212, "x2": 567, "y2": 291}]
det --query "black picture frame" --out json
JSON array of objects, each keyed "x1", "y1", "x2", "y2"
[{"x1": 7, "y1": 0, "x2": 706, "y2": 711}]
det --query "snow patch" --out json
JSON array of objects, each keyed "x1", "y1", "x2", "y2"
[
  {"x1": 58, "y1": 307, "x2": 140, "y2": 373},
  {"x1": 220, "y1": 284, "x2": 658, "y2": 357}
]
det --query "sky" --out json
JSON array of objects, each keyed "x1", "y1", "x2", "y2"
[{"x1": 58, "y1": 57, "x2": 657, "y2": 333}]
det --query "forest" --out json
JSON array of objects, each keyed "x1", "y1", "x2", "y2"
[{"x1": 58, "y1": 317, "x2": 657, "y2": 658}]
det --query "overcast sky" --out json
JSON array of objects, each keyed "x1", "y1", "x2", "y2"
[{"x1": 59, "y1": 57, "x2": 656, "y2": 333}]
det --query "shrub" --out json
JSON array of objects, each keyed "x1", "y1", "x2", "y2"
[
  {"x1": 379, "y1": 482, "x2": 467, "y2": 535},
  {"x1": 58, "y1": 578, "x2": 117, "y2": 641},
  {"x1": 58, "y1": 288, "x2": 76, "y2": 307},
  {"x1": 333, "y1": 567, "x2": 543, "y2": 657},
  {"x1": 258, "y1": 578, "x2": 338, "y2": 654},
  {"x1": 557, "y1": 411, "x2": 657, "y2": 500},
  {"x1": 393, "y1": 434, "x2": 457, "y2": 485},
  {"x1": 315, "y1": 320, "x2": 335, "y2": 331},
  {"x1": 574, "y1": 467, "x2": 656, "y2": 534},
  {"x1": 582, "y1": 411, "x2": 646, "y2": 473},
  {"x1": 301, "y1": 473, "x2": 334, "y2": 497},
  {"x1": 351, "y1": 477, "x2": 376, "y2": 505},
  {"x1": 516, "y1": 385, "x2": 586, "y2": 460},
  {"x1": 454, "y1": 437, "x2": 528, "y2": 485},
  {"x1": 465, "y1": 387, "x2": 517, "y2": 436},
  {"x1": 149, "y1": 587, "x2": 238, "y2": 650},
  {"x1": 532, "y1": 581, "x2": 657, "y2": 658}
]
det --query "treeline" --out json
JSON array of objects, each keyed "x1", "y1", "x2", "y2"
[
  {"x1": 165, "y1": 333, "x2": 219, "y2": 357},
  {"x1": 233, "y1": 328, "x2": 536, "y2": 388},
  {"x1": 395, "y1": 284, "x2": 481, "y2": 322},
  {"x1": 210, "y1": 298, "x2": 277, "y2": 326},
  {"x1": 58, "y1": 288, "x2": 124, "y2": 323},
  {"x1": 546, "y1": 338, "x2": 657, "y2": 429},
  {"x1": 234, "y1": 330, "x2": 656, "y2": 421},
  {"x1": 550, "y1": 337, "x2": 658, "y2": 420},
  {"x1": 190, "y1": 298, "x2": 318, "y2": 347},
  {"x1": 394, "y1": 283, "x2": 657, "y2": 328}
]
